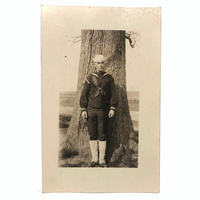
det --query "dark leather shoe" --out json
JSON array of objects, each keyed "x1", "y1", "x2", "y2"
[
  {"x1": 90, "y1": 161, "x2": 98, "y2": 167},
  {"x1": 99, "y1": 163, "x2": 108, "y2": 168}
]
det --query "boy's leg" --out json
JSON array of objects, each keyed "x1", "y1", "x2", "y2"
[
  {"x1": 89, "y1": 140, "x2": 98, "y2": 166},
  {"x1": 86, "y1": 108, "x2": 98, "y2": 166},
  {"x1": 97, "y1": 109, "x2": 109, "y2": 167},
  {"x1": 99, "y1": 140, "x2": 107, "y2": 167}
]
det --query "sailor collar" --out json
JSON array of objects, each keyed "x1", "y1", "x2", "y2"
[{"x1": 91, "y1": 72, "x2": 109, "y2": 78}]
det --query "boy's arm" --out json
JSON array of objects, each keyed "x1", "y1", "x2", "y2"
[
  {"x1": 109, "y1": 76, "x2": 118, "y2": 111},
  {"x1": 80, "y1": 76, "x2": 91, "y2": 112}
]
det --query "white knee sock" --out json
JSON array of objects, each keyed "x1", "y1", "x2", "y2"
[
  {"x1": 89, "y1": 140, "x2": 98, "y2": 163},
  {"x1": 99, "y1": 140, "x2": 107, "y2": 164}
]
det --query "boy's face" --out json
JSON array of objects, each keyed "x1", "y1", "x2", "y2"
[{"x1": 95, "y1": 61, "x2": 105, "y2": 72}]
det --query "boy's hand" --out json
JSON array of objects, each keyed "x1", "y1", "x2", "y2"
[
  {"x1": 82, "y1": 111, "x2": 87, "y2": 120},
  {"x1": 108, "y1": 110, "x2": 115, "y2": 118}
]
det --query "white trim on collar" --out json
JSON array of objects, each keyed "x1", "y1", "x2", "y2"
[
  {"x1": 85, "y1": 78, "x2": 90, "y2": 84},
  {"x1": 91, "y1": 73, "x2": 99, "y2": 78},
  {"x1": 103, "y1": 73, "x2": 109, "y2": 77}
]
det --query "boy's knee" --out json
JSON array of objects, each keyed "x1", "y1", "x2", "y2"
[
  {"x1": 89, "y1": 130, "x2": 98, "y2": 140},
  {"x1": 90, "y1": 135, "x2": 98, "y2": 140},
  {"x1": 98, "y1": 134, "x2": 107, "y2": 141}
]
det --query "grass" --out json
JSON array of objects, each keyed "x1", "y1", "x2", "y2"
[{"x1": 59, "y1": 147, "x2": 79, "y2": 159}]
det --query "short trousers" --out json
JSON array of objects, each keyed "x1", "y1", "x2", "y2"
[{"x1": 86, "y1": 107, "x2": 109, "y2": 141}]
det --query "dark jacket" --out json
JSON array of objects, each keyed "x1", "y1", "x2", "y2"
[{"x1": 80, "y1": 71, "x2": 118, "y2": 111}]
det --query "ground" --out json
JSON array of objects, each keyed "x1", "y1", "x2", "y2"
[{"x1": 59, "y1": 117, "x2": 138, "y2": 168}]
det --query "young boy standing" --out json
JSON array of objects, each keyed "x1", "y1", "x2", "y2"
[{"x1": 80, "y1": 54, "x2": 118, "y2": 167}]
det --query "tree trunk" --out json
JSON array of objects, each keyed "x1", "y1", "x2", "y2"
[{"x1": 62, "y1": 30, "x2": 138, "y2": 167}]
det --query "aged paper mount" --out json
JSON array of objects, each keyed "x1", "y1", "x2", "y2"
[{"x1": 42, "y1": 6, "x2": 160, "y2": 193}]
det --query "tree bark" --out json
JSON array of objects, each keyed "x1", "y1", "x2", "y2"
[{"x1": 62, "y1": 30, "x2": 138, "y2": 167}]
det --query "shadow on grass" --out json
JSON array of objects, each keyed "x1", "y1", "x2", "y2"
[{"x1": 59, "y1": 147, "x2": 79, "y2": 159}]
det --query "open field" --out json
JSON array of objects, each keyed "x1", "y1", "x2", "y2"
[
  {"x1": 60, "y1": 91, "x2": 139, "y2": 111},
  {"x1": 59, "y1": 91, "x2": 139, "y2": 130}
]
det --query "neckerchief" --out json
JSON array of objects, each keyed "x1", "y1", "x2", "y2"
[{"x1": 92, "y1": 75, "x2": 106, "y2": 97}]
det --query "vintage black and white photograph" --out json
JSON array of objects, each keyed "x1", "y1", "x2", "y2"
[
  {"x1": 59, "y1": 30, "x2": 140, "y2": 168},
  {"x1": 42, "y1": 6, "x2": 160, "y2": 192}
]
